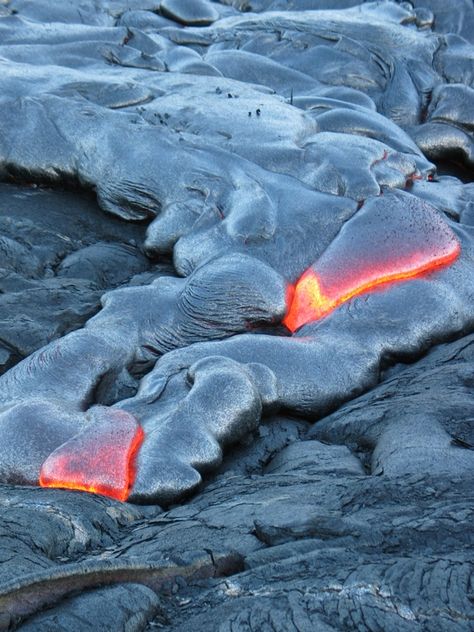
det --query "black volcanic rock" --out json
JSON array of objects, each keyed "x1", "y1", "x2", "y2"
[
  {"x1": 0, "y1": 184, "x2": 149, "y2": 372},
  {"x1": 0, "y1": 0, "x2": 473, "y2": 630},
  {"x1": 1, "y1": 335, "x2": 473, "y2": 629}
]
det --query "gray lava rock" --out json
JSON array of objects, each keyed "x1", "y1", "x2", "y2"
[
  {"x1": 19, "y1": 584, "x2": 161, "y2": 632},
  {"x1": 160, "y1": 0, "x2": 219, "y2": 26},
  {"x1": 0, "y1": 0, "x2": 472, "y2": 629}
]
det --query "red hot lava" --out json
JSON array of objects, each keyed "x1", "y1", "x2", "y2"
[
  {"x1": 40, "y1": 407, "x2": 144, "y2": 501},
  {"x1": 284, "y1": 199, "x2": 461, "y2": 332},
  {"x1": 39, "y1": 199, "x2": 461, "y2": 501}
]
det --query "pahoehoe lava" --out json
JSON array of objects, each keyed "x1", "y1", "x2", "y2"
[{"x1": 0, "y1": 0, "x2": 473, "y2": 630}]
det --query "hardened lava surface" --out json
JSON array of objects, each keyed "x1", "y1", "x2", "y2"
[{"x1": 0, "y1": 0, "x2": 474, "y2": 630}]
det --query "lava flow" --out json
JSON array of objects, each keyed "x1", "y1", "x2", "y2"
[
  {"x1": 284, "y1": 196, "x2": 461, "y2": 332},
  {"x1": 40, "y1": 407, "x2": 144, "y2": 502}
]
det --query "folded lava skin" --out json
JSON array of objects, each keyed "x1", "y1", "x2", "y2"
[
  {"x1": 0, "y1": 0, "x2": 473, "y2": 507},
  {"x1": 1, "y1": 2, "x2": 474, "y2": 631}
]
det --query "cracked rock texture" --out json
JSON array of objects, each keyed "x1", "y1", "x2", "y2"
[{"x1": 0, "y1": 0, "x2": 473, "y2": 630}]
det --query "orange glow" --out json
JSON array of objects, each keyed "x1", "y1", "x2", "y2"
[
  {"x1": 284, "y1": 247, "x2": 459, "y2": 331},
  {"x1": 284, "y1": 201, "x2": 461, "y2": 332},
  {"x1": 40, "y1": 408, "x2": 144, "y2": 502}
]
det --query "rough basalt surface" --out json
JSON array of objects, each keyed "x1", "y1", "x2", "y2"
[{"x1": 0, "y1": 0, "x2": 473, "y2": 630}]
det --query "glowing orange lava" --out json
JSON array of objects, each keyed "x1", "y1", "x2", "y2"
[
  {"x1": 284, "y1": 199, "x2": 461, "y2": 332},
  {"x1": 40, "y1": 408, "x2": 144, "y2": 502}
]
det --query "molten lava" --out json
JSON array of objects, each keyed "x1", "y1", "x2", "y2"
[
  {"x1": 284, "y1": 198, "x2": 461, "y2": 332},
  {"x1": 40, "y1": 407, "x2": 144, "y2": 502}
]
